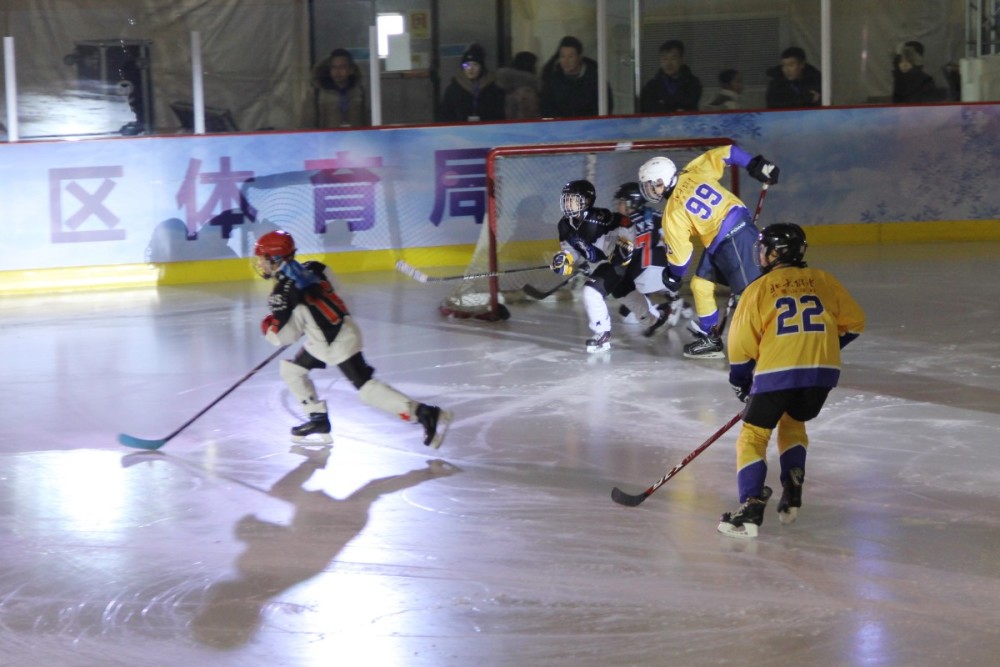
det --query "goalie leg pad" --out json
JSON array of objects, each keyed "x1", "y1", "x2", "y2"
[{"x1": 359, "y1": 379, "x2": 417, "y2": 421}]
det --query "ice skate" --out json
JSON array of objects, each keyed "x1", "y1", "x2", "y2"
[
  {"x1": 777, "y1": 467, "x2": 804, "y2": 524},
  {"x1": 417, "y1": 403, "x2": 452, "y2": 449},
  {"x1": 586, "y1": 330, "x2": 611, "y2": 353},
  {"x1": 683, "y1": 332, "x2": 724, "y2": 358},
  {"x1": 290, "y1": 412, "x2": 333, "y2": 445},
  {"x1": 717, "y1": 486, "x2": 773, "y2": 539}
]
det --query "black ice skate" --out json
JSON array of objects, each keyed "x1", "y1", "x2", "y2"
[
  {"x1": 777, "y1": 467, "x2": 804, "y2": 524},
  {"x1": 416, "y1": 403, "x2": 452, "y2": 449},
  {"x1": 586, "y1": 331, "x2": 611, "y2": 353},
  {"x1": 290, "y1": 412, "x2": 333, "y2": 445},
  {"x1": 683, "y1": 332, "x2": 724, "y2": 359},
  {"x1": 717, "y1": 486, "x2": 773, "y2": 539}
]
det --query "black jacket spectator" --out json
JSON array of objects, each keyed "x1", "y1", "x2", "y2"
[
  {"x1": 439, "y1": 44, "x2": 505, "y2": 122},
  {"x1": 540, "y1": 36, "x2": 612, "y2": 118},
  {"x1": 892, "y1": 47, "x2": 940, "y2": 104},
  {"x1": 765, "y1": 62, "x2": 822, "y2": 108},
  {"x1": 639, "y1": 65, "x2": 703, "y2": 113}
]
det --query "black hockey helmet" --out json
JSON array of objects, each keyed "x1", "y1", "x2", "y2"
[
  {"x1": 614, "y1": 181, "x2": 645, "y2": 215},
  {"x1": 560, "y1": 179, "x2": 596, "y2": 218},
  {"x1": 755, "y1": 223, "x2": 808, "y2": 272}
]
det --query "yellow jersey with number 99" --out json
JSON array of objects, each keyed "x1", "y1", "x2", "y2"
[{"x1": 662, "y1": 145, "x2": 747, "y2": 270}]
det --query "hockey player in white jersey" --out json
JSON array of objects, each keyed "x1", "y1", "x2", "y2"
[
  {"x1": 254, "y1": 230, "x2": 451, "y2": 448},
  {"x1": 549, "y1": 179, "x2": 661, "y2": 352}
]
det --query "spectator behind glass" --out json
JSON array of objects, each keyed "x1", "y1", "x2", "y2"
[
  {"x1": 312, "y1": 48, "x2": 368, "y2": 128},
  {"x1": 439, "y1": 43, "x2": 506, "y2": 122},
  {"x1": 765, "y1": 46, "x2": 821, "y2": 109},
  {"x1": 639, "y1": 39, "x2": 702, "y2": 113},
  {"x1": 540, "y1": 35, "x2": 612, "y2": 118},
  {"x1": 495, "y1": 51, "x2": 541, "y2": 120},
  {"x1": 704, "y1": 69, "x2": 743, "y2": 111},
  {"x1": 892, "y1": 44, "x2": 939, "y2": 104}
]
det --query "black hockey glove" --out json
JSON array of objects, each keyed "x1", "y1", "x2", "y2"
[
  {"x1": 747, "y1": 155, "x2": 780, "y2": 185},
  {"x1": 662, "y1": 268, "x2": 682, "y2": 297},
  {"x1": 730, "y1": 381, "x2": 751, "y2": 403},
  {"x1": 612, "y1": 236, "x2": 634, "y2": 266}
]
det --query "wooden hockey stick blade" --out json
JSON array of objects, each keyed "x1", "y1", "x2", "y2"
[
  {"x1": 395, "y1": 259, "x2": 430, "y2": 282},
  {"x1": 118, "y1": 433, "x2": 169, "y2": 450}
]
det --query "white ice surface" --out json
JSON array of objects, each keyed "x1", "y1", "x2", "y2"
[{"x1": 2, "y1": 243, "x2": 1000, "y2": 666}]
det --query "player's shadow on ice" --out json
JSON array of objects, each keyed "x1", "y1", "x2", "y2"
[{"x1": 126, "y1": 448, "x2": 459, "y2": 649}]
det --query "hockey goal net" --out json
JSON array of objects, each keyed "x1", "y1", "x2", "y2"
[{"x1": 440, "y1": 137, "x2": 739, "y2": 321}]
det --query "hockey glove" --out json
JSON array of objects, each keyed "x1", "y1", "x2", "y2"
[
  {"x1": 747, "y1": 155, "x2": 780, "y2": 185},
  {"x1": 261, "y1": 313, "x2": 280, "y2": 336},
  {"x1": 662, "y1": 268, "x2": 682, "y2": 298},
  {"x1": 551, "y1": 251, "x2": 574, "y2": 276},
  {"x1": 612, "y1": 236, "x2": 634, "y2": 266},
  {"x1": 730, "y1": 381, "x2": 751, "y2": 403}
]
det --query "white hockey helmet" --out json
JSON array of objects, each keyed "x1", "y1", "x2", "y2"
[{"x1": 638, "y1": 156, "x2": 678, "y2": 203}]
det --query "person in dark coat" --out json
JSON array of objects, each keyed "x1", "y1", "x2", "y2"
[
  {"x1": 439, "y1": 43, "x2": 506, "y2": 122},
  {"x1": 639, "y1": 40, "x2": 703, "y2": 113},
  {"x1": 540, "y1": 35, "x2": 612, "y2": 118},
  {"x1": 765, "y1": 46, "x2": 822, "y2": 109},
  {"x1": 892, "y1": 44, "x2": 939, "y2": 104}
]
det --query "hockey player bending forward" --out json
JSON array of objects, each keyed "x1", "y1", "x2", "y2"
[
  {"x1": 610, "y1": 181, "x2": 694, "y2": 332},
  {"x1": 550, "y1": 179, "x2": 663, "y2": 352},
  {"x1": 718, "y1": 223, "x2": 865, "y2": 538},
  {"x1": 254, "y1": 230, "x2": 452, "y2": 448},
  {"x1": 638, "y1": 143, "x2": 779, "y2": 358}
]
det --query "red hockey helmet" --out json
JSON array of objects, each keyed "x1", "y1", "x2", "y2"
[{"x1": 253, "y1": 230, "x2": 296, "y2": 278}]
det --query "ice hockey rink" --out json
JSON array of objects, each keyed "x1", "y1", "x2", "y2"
[{"x1": 3, "y1": 241, "x2": 1000, "y2": 667}]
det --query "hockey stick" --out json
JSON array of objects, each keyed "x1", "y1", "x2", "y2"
[
  {"x1": 611, "y1": 410, "x2": 744, "y2": 507},
  {"x1": 395, "y1": 259, "x2": 549, "y2": 283},
  {"x1": 117, "y1": 345, "x2": 289, "y2": 450},
  {"x1": 522, "y1": 274, "x2": 576, "y2": 299}
]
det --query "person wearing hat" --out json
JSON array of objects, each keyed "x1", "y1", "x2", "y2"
[
  {"x1": 892, "y1": 43, "x2": 939, "y2": 104},
  {"x1": 439, "y1": 43, "x2": 506, "y2": 122}
]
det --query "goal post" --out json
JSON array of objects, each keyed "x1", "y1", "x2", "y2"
[{"x1": 439, "y1": 137, "x2": 740, "y2": 321}]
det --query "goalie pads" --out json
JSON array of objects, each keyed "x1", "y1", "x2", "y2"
[{"x1": 551, "y1": 251, "x2": 574, "y2": 276}]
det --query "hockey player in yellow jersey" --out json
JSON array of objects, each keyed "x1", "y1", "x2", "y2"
[
  {"x1": 718, "y1": 223, "x2": 865, "y2": 538},
  {"x1": 638, "y1": 143, "x2": 779, "y2": 358}
]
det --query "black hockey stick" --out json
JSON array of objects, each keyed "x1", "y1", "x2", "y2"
[
  {"x1": 395, "y1": 259, "x2": 549, "y2": 283},
  {"x1": 611, "y1": 410, "x2": 743, "y2": 507},
  {"x1": 522, "y1": 274, "x2": 576, "y2": 299},
  {"x1": 118, "y1": 345, "x2": 289, "y2": 450}
]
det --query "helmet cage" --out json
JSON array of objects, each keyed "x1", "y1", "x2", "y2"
[{"x1": 560, "y1": 180, "x2": 596, "y2": 220}]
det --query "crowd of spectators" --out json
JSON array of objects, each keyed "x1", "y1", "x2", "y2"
[{"x1": 311, "y1": 37, "x2": 945, "y2": 129}]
